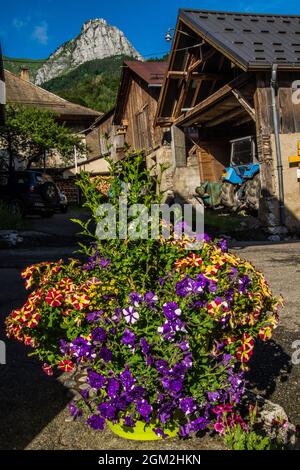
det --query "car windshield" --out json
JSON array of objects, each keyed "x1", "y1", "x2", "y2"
[{"x1": 231, "y1": 138, "x2": 254, "y2": 166}]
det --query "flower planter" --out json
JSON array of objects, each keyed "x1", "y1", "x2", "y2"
[{"x1": 107, "y1": 420, "x2": 179, "y2": 441}]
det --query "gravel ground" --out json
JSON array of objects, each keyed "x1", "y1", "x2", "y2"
[{"x1": 0, "y1": 240, "x2": 299, "y2": 449}]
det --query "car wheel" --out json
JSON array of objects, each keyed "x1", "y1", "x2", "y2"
[{"x1": 41, "y1": 182, "x2": 59, "y2": 204}]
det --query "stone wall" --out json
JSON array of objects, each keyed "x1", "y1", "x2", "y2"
[
  {"x1": 270, "y1": 133, "x2": 300, "y2": 233},
  {"x1": 172, "y1": 153, "x2": 200, "y2": 204}
]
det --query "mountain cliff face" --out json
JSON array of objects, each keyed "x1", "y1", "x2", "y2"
[{"x1": 35, "y1": 19, "x2": 143, "y2": 85}]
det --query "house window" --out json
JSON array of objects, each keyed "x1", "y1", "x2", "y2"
[{"x1": 135, "y1": 105, "x2": 152, "y2": 151}]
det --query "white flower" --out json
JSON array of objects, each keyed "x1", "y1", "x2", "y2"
[{"x1": 122, "y1": 306, "x2": 139, "y2": 325}]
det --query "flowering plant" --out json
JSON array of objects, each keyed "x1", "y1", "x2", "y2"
[
  {"x1": 6, "y1": 236, "x2": 280, "y2": 437},
  {"x1": 6, "y1": 153, "x2": 281, "y2": 439}
]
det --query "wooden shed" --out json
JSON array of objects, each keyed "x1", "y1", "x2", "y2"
[
  {"x1": 112, "y1": 60, "x2": 173, "y2": 195},
  {"x1": 113, "y1": 61, "x2": 169, "y2": 155},
  {"x1": 155, "y1": 9, "x2": 300, "y2": 232}
]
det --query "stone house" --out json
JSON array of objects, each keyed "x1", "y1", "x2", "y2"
[
  {"x1": 1, "y1": 69, "x2": 100, "y2": 169},
  {"x1": 155, "y1": 9, "x2": 300, "y2": 233}
]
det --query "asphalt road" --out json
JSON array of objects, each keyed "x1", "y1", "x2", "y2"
[{"x1": 0, "y1": 240, "x2": 299, "y2": 449}]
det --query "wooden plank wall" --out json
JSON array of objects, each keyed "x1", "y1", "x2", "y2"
[
  {"x1": 197, "y1": 140, "x2": 230, "y2": 182},
  {"x1": 122, "y1": 76, "x2": 165, "y2": 152}
]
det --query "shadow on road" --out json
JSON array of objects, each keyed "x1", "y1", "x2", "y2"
[
  {"x1": 0, "y1": 261, "x2": 72, "y2": 449},
  {"x1": 247, "y1": 339, "x2": 292, "y2": 399}
]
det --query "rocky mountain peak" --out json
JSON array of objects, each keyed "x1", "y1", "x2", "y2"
[{"x1": 35, "y1": 19, "x2": 143, "y2": 85}]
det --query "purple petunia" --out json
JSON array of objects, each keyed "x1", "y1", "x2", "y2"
[
  {"x1": 112, "y1": 308, "x2": 122, "y2": 324},
  {"x1": 91, "y1": 327, "x2": 107, "y2": 343},
  {"x1": 87, "y1": 310, "x2": 103, "y2": 323},
  {"x1": 155, "y1": 359, "x2": 169, "y2": 375},
  {"x1": 120, "y1": 367, "x2": 135, "y2": 391},
  {"x1": 239, "y1": 275, "x2": 251, "y2": 294},
  {"x1": 192, "y1": 417, "x2": 209, "y2": 432},
  {"x1": 87, "y1": 370, "x2": 106, "y2": 390},
  {"x1": 122, "y1": 306, "x2": 139, "y2": 325},
  {"x1": 207, "y1": 391, "x2": 221, "y2": 403},
  {"x1": 99, "y1": 347, "x2": 113, "y2": 362},
  {"x1": 107, "y1": 378, "x2": 120, "y2": 398},
  {"x1": 163, "y1": 302, "x2": 182, "y2": 321},
  {"x1": 69, "y1": 402, "x2": 83, "y2": 418},
  {"x1": 129, "y1": 292, "x2": 143, "y2": 307},
  {"x1": 135, "y1": 399, "x2": 153, "y2": 422},
  {"x1": 144, "y1": 291, "x2": 158, "y2": 309},
  {"x1": 87, "y1": 414, "x2": 105, "y2": 431},
  {"x1": 154, "y1": 428, "x2": 169, "y2": 439},
  {"x1": 179, "y1": 398, "x2": 197, "y2": 415},
  {"x1": 59, "y1": 339, "x2": 69, "y2": 355},
  {"x1": 179, "y1": 422, "x2": 193, "y2": 437},
  {"x1": 124, "y1": 415, "x2": 135, "y2": 428},
  {"x1": 122, "y1": 329, "x2": 136, "y2": 348},
  {"x1": 218, "y1": 238, "x2": 228, "y2": 252},
  {"x1": 70, "y1": 336, "x2": 93, "y2": 361},
  {"x1": 98, "y1": 402, "x2": 116, "y2": 420},
  {"x1": 99, "y1": 258, "x2": 111, "y2": 269},
  {"x1": 140, "y1": 338, "x2": 150, "y2": 356}
]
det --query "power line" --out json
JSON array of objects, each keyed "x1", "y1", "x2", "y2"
[{"x1": 2, "y1": 43, "x2": 202, "y2": 65}]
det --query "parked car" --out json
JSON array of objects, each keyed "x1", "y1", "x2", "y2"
[{"x1": 0, "y1": 170, "x2": 67, "y2": 217}]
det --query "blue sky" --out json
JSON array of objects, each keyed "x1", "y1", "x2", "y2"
[{"x1": 1, "y1": 0, "x2": 300, "y2": 59}]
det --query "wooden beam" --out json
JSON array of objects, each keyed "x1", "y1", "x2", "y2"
[
  {"x1": 205, "y1": 107, "x2": 245, "y2": 127},
  {"x1": 175, "y1": 73, "x2": 253, "y2": 127},
  {"x1": 231, "y1": 88, "x2": 256, "y2": 121},
  {"x1": 168, "y1": 71, "x2": 228, "y2": 81},
  {"x1": 156, "y1": 117, "x2": 175, "y2": 126},
  {"x1": 232, "y1": 115, "x2": 253, "y2": 127},
  {"x1": 188, "y1": 49, "x2": 217, "y2": 73}
]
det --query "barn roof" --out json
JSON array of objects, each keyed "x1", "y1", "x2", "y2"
[
  {"x1": 180, "y1": 9, "x2": 300, "y2": 70},
  {"x1": 114, "y1": 61, "x2": 167, "y2": 124},
  {"x1": 4, "y1": 70, "x2": 100, "y2": 121},
  {"x1": 124, "y1": 61, "x2": 168, "y2": 85}
]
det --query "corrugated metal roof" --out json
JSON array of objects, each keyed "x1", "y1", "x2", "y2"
[
  {"x1": 5, "y1": 70, "x2": 100, "y2": 119},
  {"x1": 124, "y1": 61, "x2": 168, "y2": 85},
  {"x1": 180, "y1": 9, "x2": 300, "y2": 70}
]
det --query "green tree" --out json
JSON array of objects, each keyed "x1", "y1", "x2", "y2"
[{"x1": 0, "y1": 105, "x2": 85, "y2": 170}]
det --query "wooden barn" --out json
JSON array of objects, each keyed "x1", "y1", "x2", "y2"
[
  {"x1": 155, "y1": 9, "x2": 300, "y2": 233},
  {"x1": 113, "y1": 60, "x2": 173, "y2": 194}
]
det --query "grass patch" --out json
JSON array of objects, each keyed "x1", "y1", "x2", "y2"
[
  {"x1": 0, "y1": 202, "x2": 28, "y2": 230},
  {"x1": 204, "y1": 210, "x2": 248, "y2": 234}
]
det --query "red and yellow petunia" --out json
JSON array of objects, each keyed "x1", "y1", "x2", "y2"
[
  {"x1": 45, "y1": 289, "x2": 63, "y2": 308},
  {"x1": 259, "y1": 326, "x2": 273, "y2": 342},
  {"x1": 58, "y1": 359, "x2": 74, "y2": 372},
  {"x1": 71, "y1": 293, "x2": 90, "y2": 311},
  {"x1": 27, "y1": 313, "x2": 41, "y2": 329}
]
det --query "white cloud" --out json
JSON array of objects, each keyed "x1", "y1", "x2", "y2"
[
  {"x1": 13, "y1": 18, "x2": 25, "y2": 29},
  {"x1": 32, "y1": 21, "x2": 48, "y2": 45},
  {"x1": 13, "y1": 16, "x2": 31, "y2": 29}
]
